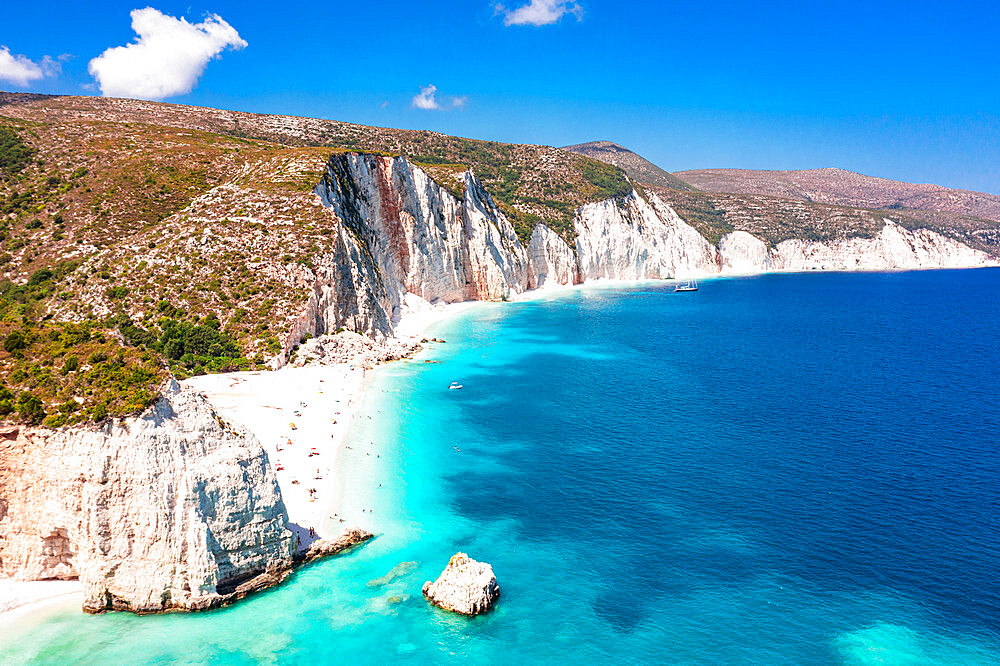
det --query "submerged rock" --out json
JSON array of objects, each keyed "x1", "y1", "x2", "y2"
[
  {"x1": 421, "y1": 552, "x2": 499, "y2": 616},
  {"x1": 367, "y1": 560, "x2": 418, "y2": 588}
]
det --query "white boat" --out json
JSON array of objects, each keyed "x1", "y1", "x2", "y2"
[
  {"x1": 449, "y1": 382, "x2": 464, "y2": 390},
  {"x1": 674, "y1": 280, "x2": 699, "y2": 292}
]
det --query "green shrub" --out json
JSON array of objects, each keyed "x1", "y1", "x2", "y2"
[
  {"x1": 61, "y1": 355, "x2": 79, "y2": 374},
  {"x1": 3, "y1": 330, "x2": 27, "y2": 354},
  {"x1": 0, "y1": 126, "x2": 36, "y2": 177},
  {"x1": 16, "y1": 391, "x2": 45, "y2": 424}
]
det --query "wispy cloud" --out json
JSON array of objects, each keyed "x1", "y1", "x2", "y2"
[
  {"x1": 411, "y1": 84, "x2": 467, "y2": 111},
  {"x1": 495, "y1": 0, "x2": 584, "y2": 26},
  {"x1": 88, "y1": 7, "x2": 247, "y2": 100},
  {"x1": 0, "y1": 47, "x2": 62, "y2": 87}
]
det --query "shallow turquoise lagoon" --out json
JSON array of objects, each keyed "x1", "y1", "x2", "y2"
[{"x1": 3, "y1": 269, "x2": 1000, "y2": 664}]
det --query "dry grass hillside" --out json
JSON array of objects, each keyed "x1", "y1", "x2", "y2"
[
  {"x1": 677, "y1": 167, "x2": 1000, "y2": 224},
  {"x1": 0, "y1": 91, "x2": 637, "y2": 426},
  {"x1": 0, "y1": 93, "x2": 632, "y2": 244}
]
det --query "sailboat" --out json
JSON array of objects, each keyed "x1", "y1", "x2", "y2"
[{"x1": 674, "y1": 280, "x2": 699, "y2": 292}]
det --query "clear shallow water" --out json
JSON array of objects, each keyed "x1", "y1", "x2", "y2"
[{"x1": 3, "y1": 269, "x2": 1000, "y2": 664}]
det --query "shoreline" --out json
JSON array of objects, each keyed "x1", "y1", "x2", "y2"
[
  {"x1": 0, "y1": 300, "x2": 482, "y2": 628},
  {"x1": 0, "y1": 580, "x2": 82, "y2": 629}
]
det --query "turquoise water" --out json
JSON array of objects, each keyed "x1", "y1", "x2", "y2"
[{"x1": 3, "y1": 269, "x2": 1000, "y2": 664}]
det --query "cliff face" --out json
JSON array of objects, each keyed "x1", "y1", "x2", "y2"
[
  {"x1": 527, "y1": 223, "x2": 579, "y2": 288},
  {"x1": 715, "y1": 221, "x2": 995, "y2": 273},
  {"x1": 573, "y1": 192, "x2": 719, "y2": 280},
  {"x1": 307, "y1": 159, "x2": 995, "y2": 329},
  {"x1": 771, "y1": 221, "x2": 994, "y2": 271},
  {"x1": 0, "y1": 380, "x2": 296, "y2": 613},
  {"x1": 315, "y1": 154, "x2": 528, "y2": 322}
]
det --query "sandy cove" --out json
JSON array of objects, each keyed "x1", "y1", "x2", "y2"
[
  {"x1": 182, "y1": 299, "x2": 484, "y2": 545},
  {"x1": 0, "y1": 299, "x2": 480, "y2": 624}
]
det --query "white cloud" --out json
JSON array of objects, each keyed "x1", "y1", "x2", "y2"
[
  {"x1": 0, "y1": 47, "x2": 62, "y2": 87},
  {"x1": 411, "y1": 85, "x2": 467, "y2": 111},
  {"x1": 495, "y1": 0, "x2": 584, "y2": 26},
  {"x1": 88, "y1": 7, "x2": 247, "y2": 100},
  {"x1": 412, "y1": 84, "x2": 441, "y2": 110}
]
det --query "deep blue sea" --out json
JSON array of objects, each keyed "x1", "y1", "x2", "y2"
[{"x1": 3, "y1": 269, "x2": 1000, "y2": 664}]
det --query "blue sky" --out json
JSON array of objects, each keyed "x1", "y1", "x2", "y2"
[{"x1": 2, "y1": 1, "x2": 998, "y2": 193}]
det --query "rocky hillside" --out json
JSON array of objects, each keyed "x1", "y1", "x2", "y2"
[
  {"x1": 0, "y1": 91, "x2": 997, "y2": 430},
  {"x1": 0, "y1": 93, "x2": 631, "y2": 244},
  {"x1": 563, "y1": 140, "x2": 695, "y2": 191},
  {"x1": 677, "y1": 167, "x2": 1000, "y2": 223}
]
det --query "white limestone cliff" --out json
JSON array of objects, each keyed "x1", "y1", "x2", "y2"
[
  {"x1": 771, "y1": 221, "x2": 994, "y2": 271},
  {"x1": 310, "y1": 155, "x2": 995, "y2": 335},
  {"x1": 0, "y1": 379, "x2": 297, "y2": 613},
  {"x1": 527, "y1": 223, "x2": 578, "y2": 288},
  {"x1": 715, "y1": 221, "x2": 995, "y2": 274},
  {"x1": 315, "y1": 154, "x2": 528, "y2": 323},
  {"x1": 573, "y1": 191, "x2": 719, "y2": 281},
  {"x1": 718, "y1": 231, "x2": 774, "y2": 273}
]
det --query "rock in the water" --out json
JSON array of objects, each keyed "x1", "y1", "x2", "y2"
[
  {"x1": 421, "y1": 552, "x2": 499, "y2": 616},
  {"x1": 367, "y1": 560, "x2": 418, "y2": 588}
]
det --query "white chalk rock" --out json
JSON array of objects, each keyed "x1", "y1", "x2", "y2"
[{"x1": 422, "y1": 552, "x2": 500, "y2": 616}]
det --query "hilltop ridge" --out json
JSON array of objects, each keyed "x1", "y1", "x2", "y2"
[{"x1": 562, "y1": 140, "x2": 695, "y2": 191}]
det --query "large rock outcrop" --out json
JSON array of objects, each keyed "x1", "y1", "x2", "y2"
[
  {"x1": 315, "y1": 154, "x2": 529, "y2": 323},
  {"x1": 422, "y1": 552, "x2": 500, "y2": 616},
  {"x1": 0, "y1": 380, "x2": 298, "y2": 613}
]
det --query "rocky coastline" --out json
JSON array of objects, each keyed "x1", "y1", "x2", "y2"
[{"x1": 1, "y1": 149, "x2": 997, "y2": 621}]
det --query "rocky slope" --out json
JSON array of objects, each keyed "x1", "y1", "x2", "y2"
[
  {"x1": 676, "y1": 167, "x2": 1000, "y2": 224},
  {"x1": 563, "y1": 140, "x2": 695, "y2": 191}
]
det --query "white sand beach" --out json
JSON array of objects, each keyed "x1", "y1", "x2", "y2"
[
  {"x1": 0, "y1": 580, "x2": 82, "y2": 627},
  {"x1": 184, "y1": 299, "x2": 481, "y2": 545}
]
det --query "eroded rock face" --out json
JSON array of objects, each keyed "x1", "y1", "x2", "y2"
[
  {"x1": 772, "y1": 220, "x2": 995, "y2": 271},
  {"x1": 422, "y1": 552, "x2": 500, "y2": 616},
  {"x1": 527, "y1": 223, "x2": 579, "y2": 288},
  {"x1": 315, "y1": 154, "x2": 529, "y2": 323},
  {"x1": 0, "y1": 380, "x2": 298, "y2": 613},
  {"x1": 574, "y1": 192, "x2": 720, "y2": 281},
  {"x1": 718, "y1": 230, "x2": 773, "y2": 273}
]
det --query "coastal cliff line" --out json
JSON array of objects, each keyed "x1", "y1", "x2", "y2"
[
  {"x1": 0, "y1": 95, "x2": 996, "y2": 617},
  {"x1": 306, "y1": 152, "x2": 996, "y2": 338}
]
